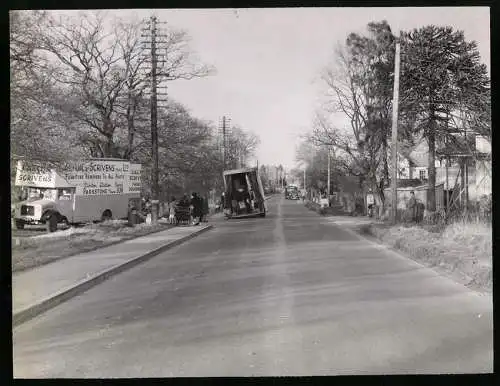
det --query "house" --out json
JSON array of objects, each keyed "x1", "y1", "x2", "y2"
[
  {"x1": 388, "y1": 133, "x2": 491, "y2": 205},
  {"x1": 389, "y1": 137, "x2": 444, "y2": 182}
]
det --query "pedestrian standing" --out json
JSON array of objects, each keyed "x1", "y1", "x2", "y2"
[
  {"x1": 202, "y1": 194, "x2": 210, "y2": 222},
  {"x1": 168, "y1": 196, "x2": 177, "y2": 224},
  {"x1": 221, "y1": 192, "x2": 226, "y2": 213},
  {"x1": 191, "y1": 192, "x2": 202, "y2": 225},
  {"x1": 366, "y1": 190, "x2": 375, "y2": 217},
  {"x1": 407, "y1": 191, "x2": 417, "y2": 223}
]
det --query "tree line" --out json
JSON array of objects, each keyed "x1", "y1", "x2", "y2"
[
  {"x1": 301, "y1": 20, "x2": 490, "y2": 214},
  {"x1": 10, "y1": 10, "x2": 259, "y2": 200}
]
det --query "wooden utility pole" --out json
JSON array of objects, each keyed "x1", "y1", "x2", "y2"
[
  {"x1": 141, "y1": 15, "x2": 169, "y2": 224},
  {"x1": 327, "y1": 147, "x2": 331, "y2": 201},
  {"x1": 222, "y1": 116, "x2": 226, "y2": 169},
  {"x1": 390, "y1": 33, "x2": 401, "y2": 224},
  {"x1": 220, "y1": 116, "x2": 231, "y2": 170},
  {"x1": 150, "y1": 16, "x2": 159, "y2": 224}
]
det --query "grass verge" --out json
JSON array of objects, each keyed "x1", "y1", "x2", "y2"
[
  {"x1": 12, "y1": 220, "x2": 174, "y2": 273},
  {"x1": 358, "y1": 220, "x2": 492, "y2": 294}
]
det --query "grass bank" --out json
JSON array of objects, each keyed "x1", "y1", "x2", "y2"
[
  {"x1": 12, "y1": 220, "x2": 174, "y2": 273},
  {"x1": 359, "y1": 220, "x2": 492, "y2": 294}
]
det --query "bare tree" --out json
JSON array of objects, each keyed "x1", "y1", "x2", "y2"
[
  {"x1": 28, "y1": 11, "x2": 215, "y2": 160},
  {"x1": 311, "y1": 21, "x2": 396, "y2": 210},
  {"x1": 10, "y1": 10, "x2": 48, "y2": 91}
]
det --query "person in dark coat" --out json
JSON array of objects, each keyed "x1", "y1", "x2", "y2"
[
  {"x1": 191, "y1": 192, "x2": 203, "y2": 225},
  {"x1": 201, "y1": 195, "x2": 210, "y2": 222},
  {"x1": 407, "y1": 191, "x2": 417, "y2": 223}
]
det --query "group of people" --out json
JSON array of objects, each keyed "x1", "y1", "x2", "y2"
[{"x1": 166, "y1": 192, "x2": 209, "y2": 226}]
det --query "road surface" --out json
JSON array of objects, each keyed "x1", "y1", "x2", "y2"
[{"x1": 13, "y1": 196, "x2": 493, "y2": 377}]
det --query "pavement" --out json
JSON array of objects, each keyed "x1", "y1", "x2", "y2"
[
  {"x1": 12, "y1": 223, "x2": 213, "y2": 326},
  {"x1": 13, "y1": 196, "x2": 493, "y2": 377}
]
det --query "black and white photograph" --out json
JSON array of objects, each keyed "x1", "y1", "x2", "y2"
[{"x1": 10, "y1": 7, "x2": 492, "y2": 377}]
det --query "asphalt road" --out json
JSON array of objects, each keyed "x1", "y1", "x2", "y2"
[{"x1": 13, "y1": 196, "x2": 493, "y2": 377}]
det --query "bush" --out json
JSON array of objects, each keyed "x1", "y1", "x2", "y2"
[{"x1": 363, "y1": 219, "x2": 492, "y2": 293}]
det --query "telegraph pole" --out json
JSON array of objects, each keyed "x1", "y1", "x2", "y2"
[
  {"x1": 220, "y1": 115, "x2": 231, "y2": 170},
  {"x1": 150, "y1": 16, "x2": 159, "y2": 224},
  {"x1": 141, "y1": 15, "x2": 169, "y2": 224},
  {"x1": 222, "y1": 116, "x2": 226, "y2": 169},
  {"x1": 390, "y1": 33, "x2": 401, "y2": 224},
  {"x1": 327, "y1": 147, "x2": 331, "y2": 201}
]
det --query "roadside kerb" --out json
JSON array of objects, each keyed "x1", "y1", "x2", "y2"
[{"x1": 13, "y1": 224, "x2": 213, "y2": 327}]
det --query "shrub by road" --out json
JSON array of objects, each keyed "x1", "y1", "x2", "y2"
[
  {"x1": 359, "y1": 221, "x2": 492, "y2": 294},
  {"x1": 305, "y1": 199, "x2": 492, "y2": 294}
]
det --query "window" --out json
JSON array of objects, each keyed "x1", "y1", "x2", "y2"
[{"x1": 419, "y1": 170, "x2": 426, "y2": 180}]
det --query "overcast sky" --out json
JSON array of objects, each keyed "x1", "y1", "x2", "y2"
[{"x1": 55, "y1": 7, "x2": 490, "y2": 169}]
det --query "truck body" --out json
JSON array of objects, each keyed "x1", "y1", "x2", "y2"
[
  {"x1": 222, "y1": 167, "x2": 267, "y2": 219},
  {"x1": 13, "y1": 159, "x2": 142, "y2": 231}
]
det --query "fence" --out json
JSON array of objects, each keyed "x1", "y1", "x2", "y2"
[{"x1": 384, "y1": 183, "x2": 444, "y2": 212}]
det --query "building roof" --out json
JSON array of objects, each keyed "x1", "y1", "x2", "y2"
[{"x1": 223, "y1": 167, "x2": 258, "y2": 176}]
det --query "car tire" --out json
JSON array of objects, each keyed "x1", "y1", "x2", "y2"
[{"x1": 15, "y1": 220, "x2": 25, "y2": 230}]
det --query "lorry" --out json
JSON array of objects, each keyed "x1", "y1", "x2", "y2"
[
  {"x1": 12, "y1": 158, "x2": 142, "y2": 232},
  {"x1": 222, "y1": 167, "x2": 267, "y2": 219}
]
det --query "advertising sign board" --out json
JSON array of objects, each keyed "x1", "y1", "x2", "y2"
[
  {"x1": 15, "y1": 161, "x2": 56, "y2": 188},
  {"x1": 125, "y1": 163, "x2": 142, "y2": 193},
  {"x1": 64, "y1": 160, "x2": 130, "y2": 196}
]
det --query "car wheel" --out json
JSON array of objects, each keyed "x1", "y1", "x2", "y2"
[{"x1": 15, "y1": 220, "x2": 25, "y2": 230}]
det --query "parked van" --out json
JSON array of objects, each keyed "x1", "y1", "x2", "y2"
[{"x1": 13, "y1": 159, "x2": 142, "y2": 232}]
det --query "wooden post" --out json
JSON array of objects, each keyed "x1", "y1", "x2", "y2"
[
  {"x1": 327, "y1": 147, "x2": 331, "y2": 204},
  {"x1": 445, "y1": 156, "x2": 449, "y2": 213},
  {"x1": 390, "y1": 34, "x2": 401, "y2": 224},
  {"x1": 150, "y1": 16, "x2": 159, "y2": 225}
]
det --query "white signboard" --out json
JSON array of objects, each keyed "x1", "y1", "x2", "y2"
[
  {"x1": 15, "y1": 161, "x2": 56, "y2": 187},
  {"x1": 476, "y1": 136, "x2": 491, "y2": 154},
  {"x1": 15, "y1": 159, "x2": 142, "y2": 196},
  {"x1": 63, "y1": 160, "x2": 130, "y2": 196},
  {"x1": 126, "y1": 163, "x2": 142, "y2": 194}
]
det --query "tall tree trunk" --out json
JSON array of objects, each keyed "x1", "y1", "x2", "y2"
[
  {"x1": 427, "y1": 117, "x2": 436, "y2": 212},
  {"x1": 104, "y1": 135, "x2": 114, "y2": 158}
]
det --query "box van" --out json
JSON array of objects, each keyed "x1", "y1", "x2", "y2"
[
  {"x1": 223, "y1": 167, "x2": 267, "y2": 219},
  {"x1": 13, "y1": 159, "x2": 141, "y2": 232}
]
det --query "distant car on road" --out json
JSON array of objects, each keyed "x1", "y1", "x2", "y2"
[{"x1": 285, "y1": 185, "x2": 300, "y2": 200}]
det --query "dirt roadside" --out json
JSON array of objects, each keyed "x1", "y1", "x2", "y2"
[
  {"x1": 11, "y1": 219, "x2": 175, "y2": 273},
  {"x1": 356, "y1": 222, "x2": 492, "y2": 295}
]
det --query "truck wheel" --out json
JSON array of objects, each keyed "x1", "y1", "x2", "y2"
[
  {"x1": 46, "y1": 215, "x2": 58, "y2": 233},
  {"x1": 101, "y1": 210, "x2": 112, "y2": 222},
  {"x1": 61, "y1": 217, "x2": 70, "y2": 229},
  {"x1": 15, "y1": 220, "x2": 25, "y2": 230}
]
